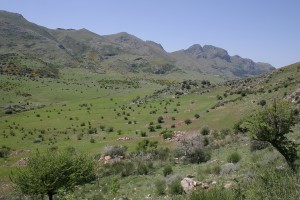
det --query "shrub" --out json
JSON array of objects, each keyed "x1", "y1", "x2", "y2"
[
  {"x1": 227, "y1": 152, "x2": 241, "y2": 163},
  {"x1": 259, "y1": 99, "x2": 267, "y2": 106},
  {"x1": 11, "y1": 149, "x2": 95, "y2": 200},
  {"x1": 100, "y1": 125, "x2": 105, "y2": 131},
  {"x1": 169, "y1": 178, "x2": 184, "y2": 195},
  {"x1": 5, "y1": 110, "x2": 13, "y2": 114},
  {"x1": 189, "y1": 186, "x2": 234, "y2": 200},
  {"x1": 157, "y1": 116, "x2": 164, "y2": 123},
  {"x1": 212, "y1": 165, "x2": 221, "y2": 175},
  {"x1": 87, "y1": 127, "x2": 97, "y2": 134},
  {"x1": 201, "y1": 127, "x2": 210, "y2": 135},
  {"x1": 221, "y1": 163, "x2": 240, "y2": 175},
  {"x1": 186, "y1": 147, "x2": 211, "y2": 164},
  {"x1": 104, "y1": 145, "x2": 127, "y2": 158},
  {"x1": 250, "y1": 140, "x2": 269, "y2": 152},
  {"x1": 194, "y1": 114, "x2": 200, "y2": 119},
  {"x1": 90, "y1": 138, "x2": 95, "y2": 143},
  {"x1": 155, "y1": 179, "x2": 166, "y2": 196},
  {"x1": 148, "y1": 125, "x2": 156, "y2": 132},
  {"x1": 163, "y1": 165, "x2": 173, "y2": 177},
  {"x1": 203, "y1": 137, "x2": 209, "y2": 146},
  {"x1": 185, "y1": 119, "x2": 192, "y2": 125},
  {"x1": 106, "y1": 127, "x2": 114, "y2": 132},
  {"x1": 0, "y1": 145, "x2": 11, "y2": 158},
  {"x1": 161, "y1": 130, "x2": 174, "y2": 139},
  {"x1": 140, "y1": 131, "x2": 147, "y2": 137},
  {"x1": 136, "y1": 163, "x2": 149, "y2": 175}
]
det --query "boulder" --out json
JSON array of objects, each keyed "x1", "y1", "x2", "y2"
[{"x1": 181, "y1": 177, "x2": 195, "y2": 193}]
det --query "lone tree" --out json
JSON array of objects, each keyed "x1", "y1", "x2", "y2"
[
  {"x1": 11, "y1": 148, "x2": 96, "y2": 200},
  {"x1": 247, "y1": 99, "x2": 299, "y2": 170}
]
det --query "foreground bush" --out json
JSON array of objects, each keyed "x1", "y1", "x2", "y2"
[
  {"x1": 11, "y1": 148, "x2": 95, "y2": 200},
  {"x1": 244, "y1": 167, "x2": 300, "y2": 200}
]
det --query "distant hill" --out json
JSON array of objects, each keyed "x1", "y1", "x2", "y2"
[
  {"x1": 171, "y1": 44, "x2": 274, "y2": 78},
  {"x1": 0, "y1": 10, "x2": 274, "y2": 79}
]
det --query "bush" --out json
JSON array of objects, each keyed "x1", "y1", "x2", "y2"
[
  {"x1": 0, "y1": 145, "x2": 11, "y2": 158},
  {"x1": 11, "y1": 149, "x2": 95, "y2": 200},
  {"x1": 155, "y1": 179, "x2": 166, "y2": 196},
  {"x1": 185, "y1": 119, "x2": 192, "y2": 125},
  {"x1": 169, "y1": 178, "x2": 184, "y2": 195},
  {"x1": 194, "y1": 114, "x2": 200, "y2": 119},
  {"x1": 227, "y1": 152, "x2": 241, "y2": 163},
  {"x1": 106, "y1": 127, "x2": 114, "y2": 132},
  {"x1": 104, "y1": 145, "x2": 127, "y2": 158},
  {"x1": 163, "y1": 165, "x2": 173, "y2": 177},
  {"x1": 201, "y1": 127, "x2": 210, "y2": 135},
  {"x1": 136, "y1": 163, "x2": 149, "y2": 175},
  {"x1": 250, "y1": 140, "x2": 269, "y2": 152},
  {"x1": 140, "y1": 131, "x2": 147, "y2": 137},
  {"x1": 87, "y1": 127, "x2": 97, "y2": 134},
  {"x1": 90, "y1": 138, "x2": 95, "y2": 143},
  {"x1": 259, "y1": 99, "x2": 267, "y2": 106},
  {"x1": 161, "y1": 130, "x2": 174, "y2": 139},
  {"x1": 157, "y1": 116, "x2": 164, "y2": 123},
  {"x1": 244, "y1": 167, "x2": 300, "y2": 199},
  {"x1": 189, "y1": 186, "x2": 234, "y2": 200},
  {"x1": 186, "y1": 147, "x2": 211, "y2": 164}
]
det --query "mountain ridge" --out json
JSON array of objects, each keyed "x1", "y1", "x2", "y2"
[{"x1": 0, "y1": 10, "x2": 275, "y2": 80}]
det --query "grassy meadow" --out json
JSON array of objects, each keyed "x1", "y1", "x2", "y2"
[{"x1": 1, "y1": 62, "x2": 300, "y2": 199}]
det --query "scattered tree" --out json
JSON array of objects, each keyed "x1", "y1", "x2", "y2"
[{"x1": 247, "y1": 99, "x2": 299, "y2": 170}]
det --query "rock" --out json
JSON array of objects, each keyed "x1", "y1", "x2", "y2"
[
  {"x1": 201, "y1": 182, "x2": 210, "y2": 189},
  {"x1": 104, "y1": 155, "x2": 111, "y2": 161},
  {"x1": 181, "y1": 178, "x2": 195, "y2": 193},
  {"x1": 224, "y1": 181, "x2": 234, "y2": 189}
]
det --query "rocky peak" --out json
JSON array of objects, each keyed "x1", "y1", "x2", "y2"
[
  {"x1": 202, "y1": 45, "x2": 230, "y2": 61},
  {"x1": 184, "y1": 44, "x2": 204, "y2": 57}
]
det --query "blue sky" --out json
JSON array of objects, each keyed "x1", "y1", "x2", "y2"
[{"x1": 1, "y1": 0, "x2": 299, "y2": 67}]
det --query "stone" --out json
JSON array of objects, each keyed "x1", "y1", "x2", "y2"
[
  {"x1": 181, "y1": 178, "x2": 195, "y2": 193},
  {"x1": 224, "y1": 181, "x2": 234, "y2": 189}
]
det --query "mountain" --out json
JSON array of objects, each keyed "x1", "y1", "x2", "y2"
[
  {"x1": 171, "y1": 44, "x2": 275, "y2": 78},
  {"x1": 0, "y1": 10, "x2": 274, "y2": 79}
]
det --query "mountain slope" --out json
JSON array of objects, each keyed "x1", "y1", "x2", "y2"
[
  {"x1": 0, "y1": 10, "x2": 274, "y2": 79},
  {"x1": 171, "y1": 44, "x2": 275, "y2": 79}
]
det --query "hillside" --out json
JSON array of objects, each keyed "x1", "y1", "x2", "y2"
[
  {"x1": 0, "y1": 10, "x2": 274, "y2": 80},
  {"x1": 171, "y1": 44, "x2": 274, "y2": 78},
  {"x1": 0, "y1": 59, "x2": 299, "y2": 199}
]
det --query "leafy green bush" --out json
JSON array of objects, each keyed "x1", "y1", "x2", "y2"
[
  {"x1": 136, "y1": 163, "x2": 149, "y2": 175},
  {"x1": 0, "y1": 145, "x2": 11, "y2": 158},
  {"x1": 163, "y1": 165, "x2": 173, "y2": 177},
  {"x1": 201, "y1": 127, "x2": 210, "y2": 135},
  {"x1": 189, "y1": 186, "x2": 234, "y2": 200},
  {"x1": 227, "y1": 152, "x2": 241, "y2": 163},
  {"x1": 194, "y1": 114, "x2": 200, "y2": 119},
  {"x1": 169, "y1": 178, "x2": 184, "y2": 195},
  {"x1": 161, "y1": 130, "x2": 174, "y2": 139},
  {"x1": 185, "y1": 119, "x2": 192, "y2": 125},
  {"x1": 186, "y1": 147, "x2": 211, "y2": 164},
  {"x1": 155, "y1": 179, "x2": 166, "y2": 196}
]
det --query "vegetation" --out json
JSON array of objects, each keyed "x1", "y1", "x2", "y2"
[
  {"x1": 10, "y1": 148, "x2": 95, "y2": 200},
  {"x1": 247, "y1": 100, "x2": 299, "y2": 170}
]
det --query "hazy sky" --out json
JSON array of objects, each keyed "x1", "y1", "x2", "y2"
[{"x1": 1, "y1": 0, "x2": 299, "y2": 67}]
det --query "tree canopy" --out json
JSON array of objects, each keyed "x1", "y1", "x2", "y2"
[
  {"x1": 247, "y1": 99, "x2": 299, "y2": 170},
  {"x1": 11, "y1": 148, "x2": 96, "y2": 200}
]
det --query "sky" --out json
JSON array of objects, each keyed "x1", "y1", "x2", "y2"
[{"x1": 1, "y1": 0, "x2": 299, "y2": 68}]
